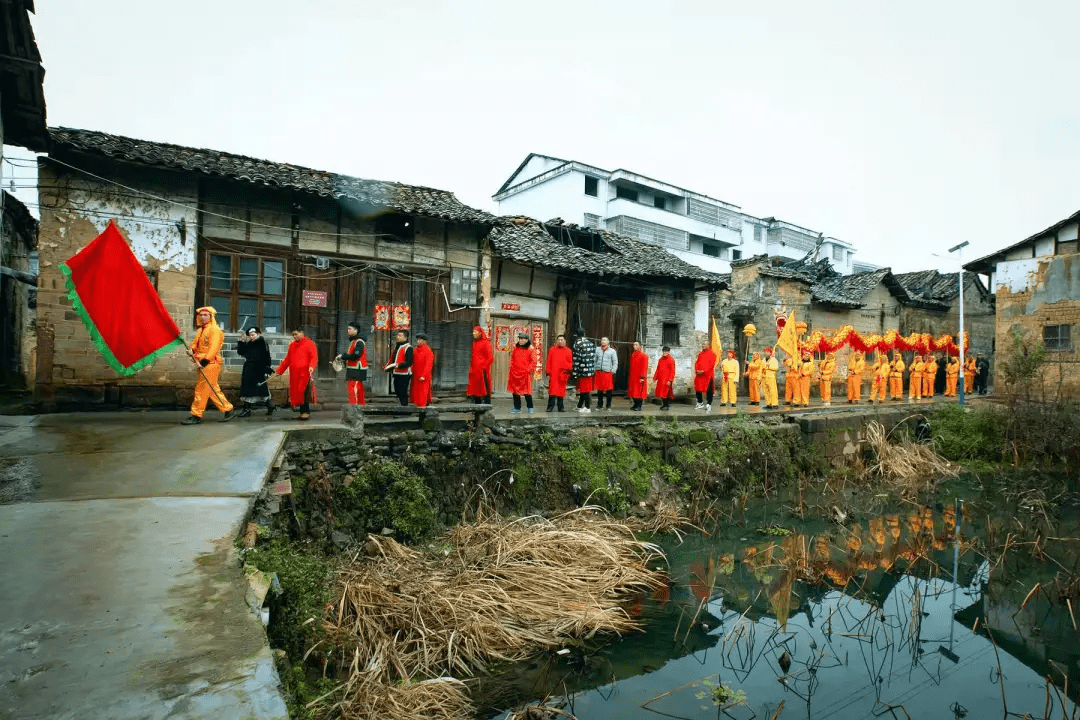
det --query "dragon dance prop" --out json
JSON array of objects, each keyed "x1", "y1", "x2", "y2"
[{"x1": 799, "y1": 325, "x2": 969, "y2": 356}]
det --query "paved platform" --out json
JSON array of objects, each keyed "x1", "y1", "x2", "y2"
[{"x1": 0, "y1": 412, "x2": 290, "y2": 720}]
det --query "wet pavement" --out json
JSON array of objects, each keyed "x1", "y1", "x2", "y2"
[{"x1": 0, "y1": 411, "x2": 289, "y2": 720}]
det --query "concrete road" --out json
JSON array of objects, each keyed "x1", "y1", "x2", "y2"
[{"x1": 0, "y1": 411, "x2": 289, "y2": 720}]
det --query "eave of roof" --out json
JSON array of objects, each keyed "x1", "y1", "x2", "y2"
[
  {"x1": 487, "y1": 217, "x2": 727, "y2": 287},
  {"x1": 965, "y1": 208, "x2": 1080, "y2": 274},
  {"x1": 48, "y1": 127, "x2": 496, "y2": 225}
]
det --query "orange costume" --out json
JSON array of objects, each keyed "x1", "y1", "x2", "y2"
[
  {"x1": 187, "y1": 306, "x2": 234, "y2": 421},
  {"x1": 847, "y1": 351, "x2": 865, "y2": 403},
  {"x1": 945, "y1": 357, "x2": 959, "y2": 396},
  {"x1": 909, "y1": 355, "x2": 925, "y2": 400},
  {"x1": 720, "y1": 351, "x2": 740, "y2": 407},
  {"x1": 783, "y1": 357, "x2": 796, "y2": 405},
  {"x1": 744, "y1": 352, "x2": 763, "y2": 405},
  {"x1": 965, "y1": 357, "x2": 976, "y2": 394},
  {"x1": 869, "y1": 355, "x2": 882, "y2": 401},
  {"x1": 762, "y1": 349, "x2": 779, "y2": 408},
  {"x1": 890, "y1": 354, "x2": 905, "y2": 401},
  {"x1": 819, "y1": 353, "x2": 836, "y2": 405},
  {"x1": 798, "y1": 354, "x2": 814, "y2": 406},
  {"x1": 875, "y1": 356, "x2": 891, "y2": 403},
  {"x1": 923, "y1": 356, "x2": 938, "y2": 398},
  {"x1": 410, "y1": 341, "x2": 435, "y2": 407}
]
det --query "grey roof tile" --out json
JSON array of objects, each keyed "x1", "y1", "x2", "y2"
[
  {"x1": 49, "y1": 127, "x2": 496, "y2": 225},
  {"x1": 487, "y1": 217, "x2": 727, "y2": 285}
]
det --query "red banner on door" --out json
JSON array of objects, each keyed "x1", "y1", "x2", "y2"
[{"x1": 532, "y1": 324, "x2": 544, "y2": 380}]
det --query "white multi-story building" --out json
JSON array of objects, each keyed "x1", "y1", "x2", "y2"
[{"x1": 493, "y1": 153, "x2": 859, "y2": 275}]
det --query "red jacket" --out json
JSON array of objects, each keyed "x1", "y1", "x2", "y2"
[
  {"x1": 277, "y1": 336, "x2": 318, "y2": 406},
  {"x1": 653, "y1": 354, "x2": 675, "y2": 398},
  {"x1": 507, "y1": 344, "x2": 536, "y2": 395},
  {"x1": 693, "y1": 348, "x2": 717, "y2": 392},
  {"x1": 545, "y1": 345, "x2": 573, "y2": 396},
  {"x1": 628, "y1": 349, "x2": 649, "y2": 399},
  {"x1": 410, "y1": 343, "x2": 434, "y2": 406},
  {"x1": 467, "y1": 327, "x2": 493, "y2": 397}
]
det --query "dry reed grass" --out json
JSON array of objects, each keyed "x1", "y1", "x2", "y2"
[
  {"x1": 626, "y1": 501, "x2": 701, "y2": 541},
  {"x1": 864, "y1": 421, "x2": 959, "y2": 494},
  {"x1": 322, "y1": 507, "x2": 665, "y2": 719}
]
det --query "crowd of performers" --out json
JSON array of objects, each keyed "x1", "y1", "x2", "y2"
[{"x1": 181, "y1": 305, "x2": 991, "y2": 425}]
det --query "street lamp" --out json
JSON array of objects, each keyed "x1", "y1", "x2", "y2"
[{"x1": 949, "y1": 241, "x2": 969, "y2": 406}]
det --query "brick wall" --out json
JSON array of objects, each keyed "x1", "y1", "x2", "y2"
[
  {"x1": 35, "y1": 160, "x2": 204, "y2": 408},
  {"x1": 644, "y1": 287, "x2": 701, "y2": 395}
]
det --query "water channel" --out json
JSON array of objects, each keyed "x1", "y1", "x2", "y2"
[{"x1": 480, "y1": 476, "x2": 1080, "y2": 719}]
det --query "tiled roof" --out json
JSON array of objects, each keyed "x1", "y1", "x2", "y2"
[
  {"x1": 893, "y1": 270, "x2": 982, "y2": 303},
  {"x1": 487, "y1": 217, "x2": 727, "y2": 286},
  {"x1": 48, "y1": 128, "x2": 496, "y2": 225},
  {"x1": 811, "y1": 268, "x2": 891, "y2": 307},
  {"x1": 736, "y1": 254, "x2": 952, "y2": 309}
]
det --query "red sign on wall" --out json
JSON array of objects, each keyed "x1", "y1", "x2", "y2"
[
  {"x1": 501, "y1": 302, "x2": 521, "y2": 311},
  {"x1": 302, "y1": 290, "x2": 328, "y2": 307}
]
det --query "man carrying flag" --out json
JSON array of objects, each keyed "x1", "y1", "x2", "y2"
[
  {"x1": 775, "y1": 310, "x2": 800, "y2": 405},
  {"x1": 183, "y1": 307, "x2": 235, "y2": 424},
  {"x1": 58, "y1": 221, "x2": 236, "y2": 423}
]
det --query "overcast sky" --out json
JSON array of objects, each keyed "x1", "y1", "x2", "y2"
[{"x1": 7, "y1": 0, "x2": 1080, "y2": 271}]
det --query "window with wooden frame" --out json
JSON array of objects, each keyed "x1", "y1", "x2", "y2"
[
  {"x1": 662, "y1": 323, "x2": 680, "y2": 346},
  {"x1": 205, "y1": 252, "x2": 285, "y2": 333}
]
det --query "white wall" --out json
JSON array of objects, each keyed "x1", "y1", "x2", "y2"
[
  {"x1": 993, "y1": 257, "x2": 1040, "y2": 293},
  {"x1": 506, "y1": 155, "x2": 568, "y2": 187},
  {"x1": 497, "y1": 169, "x2": 605, "y2": 224},
  {"x1": 670, "y1": 248, "x2": 731, "y2": 274}
]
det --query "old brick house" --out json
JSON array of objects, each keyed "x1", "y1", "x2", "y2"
[
  {"x1": 36, "y1": 128, "x2": 495, "y2": 408},
  {"x1": 1, "y1": 192, "x2": 37, "y2": 388},
  {"x1": 966, "y1": 208, "x2": 1080, "y2": 395},
  {"x1": 484, "y1": 217, "x2": 726, "y2": 396},
  {"x1": 712, "y1": 254, "x2": 994, "y2": 393}
]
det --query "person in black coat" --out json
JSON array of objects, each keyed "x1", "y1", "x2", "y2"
[{"x1": 236, "y1": 327, "x2": 274, "y2": 417}]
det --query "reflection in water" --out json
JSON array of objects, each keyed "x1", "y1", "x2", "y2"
[{"x1": 484, "y1": 502, "x2": 1080, "y2": 720}]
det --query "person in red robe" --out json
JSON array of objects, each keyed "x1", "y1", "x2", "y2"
[
  {"x1": 545, "y1": 334, "x2": 573, "y2": 412},
  {"x1": 627, "y1": 341, "x2": 649, "y2": 411},
  {"x1": 276, "y1": 327, "x2": 318, "y2": 420},
  {"x1": 410, "y1": 334, "x2": 435, "y2": 407},
  {"x1": 507, "y1": 332, "x2": 536, "y2": 414},
  {"x1": 467, "y1": 325, "x2": 493, "y2": 404},
  {"x1": 653, "y1": 345, "x2": 676, "y2": 411},
  {"x1": 694, "y1": 340, "x2": 717, "y2": 411}
]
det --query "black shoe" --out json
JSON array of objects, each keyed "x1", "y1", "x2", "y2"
[
  {"x1": 266, "y1": 405, "x2": 275, "y2": 416},
  {"x1": 181, "y1": 415, "x2": 202, "y2": 425},
  {"x1": 220, "y1": 410, "x2": 234, "y2": 422},
  {"x1": 236, "y1": 408, "x2": 251, "y2": 418},
  {"x1": 660, "y1": 406, "x2": 670, "y2": 411}
]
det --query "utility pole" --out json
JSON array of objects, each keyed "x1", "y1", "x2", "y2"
[{"x1": 949, "y1": 242, "x2": 969, "y2": 406}]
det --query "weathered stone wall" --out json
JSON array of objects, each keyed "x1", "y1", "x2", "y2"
[
  {"x1": 644, "y1": 287, "x2": 702, "y2": 395},
  {"x1": 1, "y1": 191, "x2": 37, "y2": 389},
  {"x1": 35, "y1": 159, "x2": 203, "y2": 408},
  {"x1": 994, "y1": 253, "x2": 1080, "y2": 397}
]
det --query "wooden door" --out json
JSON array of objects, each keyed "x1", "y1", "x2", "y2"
[
  {"x1": 570, "y1": 299, "x2": 640, "y2": 390},
  {"x1": 299, "y1": 266, "x2": 338, "y2": 374},
  {"x1": 490, "y1": 320, "x2": 546, "y2": 396}
]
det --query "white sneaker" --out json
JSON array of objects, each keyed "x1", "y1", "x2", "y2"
[
  {"x1": 581, "y1": 407, "x2": 591, "y2": 413},
  {"x1": 577, "y1": 407, "x2": 586, "y2": 413},
  {"x1": 695, "y1": 403, "x2": 704, "y2": 410},
  {"x1": 705, "y1": 404, "x2": 712, "y2": 413}
]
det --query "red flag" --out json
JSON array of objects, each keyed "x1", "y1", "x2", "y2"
[{"x1": 59, "y1": 221, "x2": 183, "y2": 376}]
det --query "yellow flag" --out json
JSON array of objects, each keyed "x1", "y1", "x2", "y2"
[
  {"x1": 776, "y1": 310, "x2": 799, "y2": 358},
  {"x1": 710, "y1": 316, "x2": 723, "y2": 369}
]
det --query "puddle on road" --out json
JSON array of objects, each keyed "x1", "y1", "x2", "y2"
[{"x1": 479, "y1": 485, "x2": 1080, "y2": 720}]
